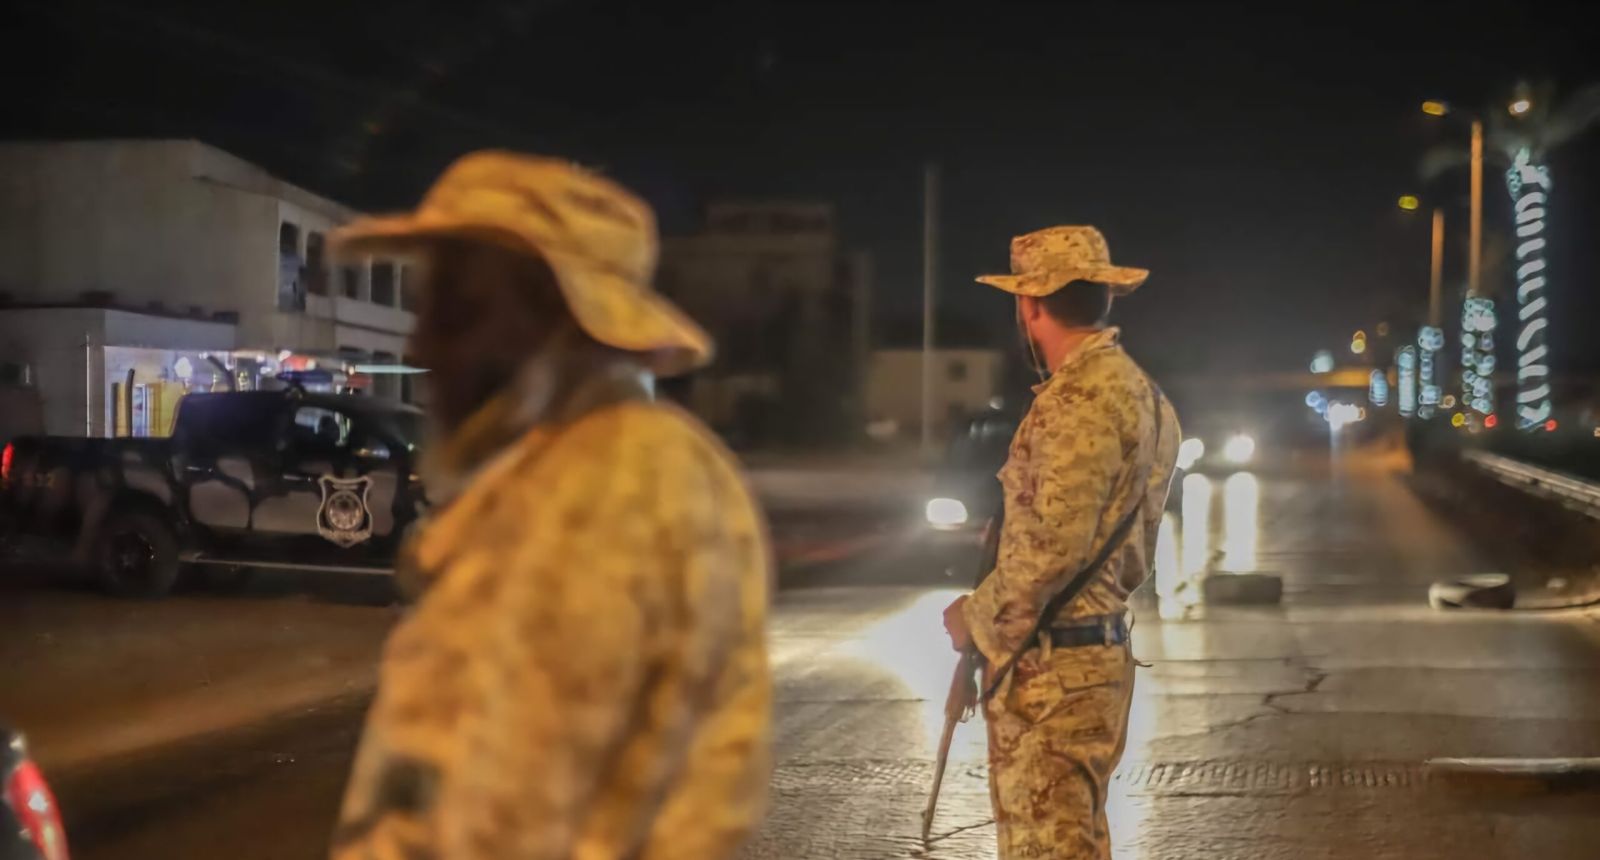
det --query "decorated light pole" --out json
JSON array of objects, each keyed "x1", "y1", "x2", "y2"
[
  {"x1": 1422, "y1": 83, "x2": 1600, "y2": 429},
  {"x1": 1492, "y1": 81, "x2": 1600, "y2": 429},
  {"x1": 1505, "y1": 144, "x2": 1552, "y2": 428},
  {"x1": 1420, "y1": 102, "x2": 1493, "y2": 420},
  {"x1": 1396, "y1": 194, "x2": 1448, "y2": 419}
]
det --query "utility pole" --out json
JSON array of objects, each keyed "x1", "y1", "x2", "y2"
[
  {"x1": 851, "y1": 250, "x2": 873, "y2": 437},
  {"x1": 1429, "y1": 208, "x2": 1445, "y2": 326},
  {"x1": 1468, "y1": 120, "x2": 1483, "y2": 296},
  {"x1": 921, "y1": 162, "x2": 939, "y2": 457},
  {"x1": 84, "y1": 332, "x2": 93, "y2": 437}
]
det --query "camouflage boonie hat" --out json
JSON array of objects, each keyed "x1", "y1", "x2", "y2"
[
  {"x1": 977, "y1": 225, "x2": 1149, "y2": 297},
  {"x1": 331, "y1": 151, "x2": 711, "y2": 376}
]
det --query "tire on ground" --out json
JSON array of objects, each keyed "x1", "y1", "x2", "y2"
[
  {"x1": 94, "y1": 509, "x2": 182, "y2": 598},
  {"x1": 1202, "y1": 572, "x2": 1284, "y2": 605},
  {"x1": 1428, "y1": 573, "x2": 1515, "y2": 610}
]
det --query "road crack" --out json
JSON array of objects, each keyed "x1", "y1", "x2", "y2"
[{"x1": 1263, "y1": 665, "x2": 1329, "y2": 713}]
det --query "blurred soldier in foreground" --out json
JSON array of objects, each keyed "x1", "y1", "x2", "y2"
[
  {"x1": 328, "y1": 152, "x2": 772, "y2": 860},
  {"x1": 942, "y1": 226, "x2": 1178, "y2": 858}
]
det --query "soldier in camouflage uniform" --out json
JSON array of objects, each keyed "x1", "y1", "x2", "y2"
[
  {"x1": 943, "y1": 226, "x2": 1179, "y2": 859},
  {"x1": 327, "y1": 152, "x2": 772, "y2": 860}
]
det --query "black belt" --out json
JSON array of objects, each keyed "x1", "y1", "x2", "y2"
[{"x1": 1044, "y1": 614, "x2": 1128, "y2": 649}]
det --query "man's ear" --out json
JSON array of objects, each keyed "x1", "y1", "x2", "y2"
[{"x1": 1017, "y1": 295, "x2": 1040, "y2": 324}]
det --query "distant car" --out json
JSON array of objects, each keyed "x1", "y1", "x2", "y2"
[
  {"x1": 922, "y1": 406, "x2": 1020, "y2": 575},
  {"x1": 1172, "y1": 391, "x2": 1335, "y2": 476},
  {"x1": 1174, "y1": 426, "x2": 1261, "y2": 475},
  {"x1": 1, "y1": 389, "x2": 426, "y2": 597},
  {"x1": 3, "y1": 725, "x2": 69, "y2": 860}
]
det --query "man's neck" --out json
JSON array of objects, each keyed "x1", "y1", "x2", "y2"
[{"x1": 1039, "y1": 325, "x2": 1104, "y2": 374}]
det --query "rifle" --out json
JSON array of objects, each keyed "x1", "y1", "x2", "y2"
[{"x1": 920, "y1": 507, "x2": 1002, "y2": 846}]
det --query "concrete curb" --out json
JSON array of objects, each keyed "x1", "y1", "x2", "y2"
[{"x1": 1201, "y1": 572, "x2": 1284, "y2": 605}]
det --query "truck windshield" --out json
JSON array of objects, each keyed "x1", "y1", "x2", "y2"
[{"x1": 294, "y1": 405, "x2": 426, "y2": 455}]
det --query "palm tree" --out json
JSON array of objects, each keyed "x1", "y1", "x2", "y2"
[{"x1": 1422, "y1": 82, "x2": 1600, "y2": 429}]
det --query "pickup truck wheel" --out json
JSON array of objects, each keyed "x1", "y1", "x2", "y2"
[{"x1": 96, "y1": 511, "x2": 181, "y2": 598}]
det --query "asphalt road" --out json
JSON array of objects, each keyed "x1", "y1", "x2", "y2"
[{"x1": 8, "y1": 461, "x2": 1600, "y2": 859}]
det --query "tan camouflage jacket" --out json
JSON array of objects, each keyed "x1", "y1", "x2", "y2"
[
  {"x1": 962, "y1": 328, "x2": 1179, "y2": 666},
  {"x1": 332, "y1": 361, "x2": 772, "y2": 860}
]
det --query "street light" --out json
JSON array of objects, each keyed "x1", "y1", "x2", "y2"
[
  {"x1": 1421, "y1": 99, "x2": 1484, "y2": 298},
  {"x1": 1401, "y1": 189, "x2": 1452, "y2": 322},
  {"x1": 1426, "y1": 86, "x2": 1551, "y2": 428},
  {"x1": 1508, "y1": 82, "x2": 1533, "y2": 117}
]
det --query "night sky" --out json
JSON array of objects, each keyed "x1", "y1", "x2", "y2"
[{"x1": 9, "y1": 0, "x2": 1599, "y2": 375}]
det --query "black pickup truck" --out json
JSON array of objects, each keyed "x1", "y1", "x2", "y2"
[{"x1": 1, "y1": 390, "x2": 426, "y2": 597}]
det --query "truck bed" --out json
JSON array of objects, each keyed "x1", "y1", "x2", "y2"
[{"x1": 2, "y1": 435, "x2": 176, "y2": 544}]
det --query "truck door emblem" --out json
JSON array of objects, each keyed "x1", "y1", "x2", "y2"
[{"x1": 318, "y1": 476, "x2": 373, "y2": 547}]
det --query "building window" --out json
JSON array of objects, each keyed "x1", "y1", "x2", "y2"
[
  {"x1": 279, "y1": 222, "x2": 300, "y2": 255},
  {"x1": 371, "y1": 262, "x2": 397, "y2": 307},
  {"x1": 947, "y1": 360, "x2": 968, "y2": 382},
  {"x1": 305, "y1": 232, "x2": 327, "y2": 296},
  {"x1": 277, "y1": 222, "x2": 304, "y2": 311},
  {"x1": 399, "y1": 265, "x2": 418, "y2": 312},
  {"x1": 340, "y1": 264, "x2": 362, "y2": 300}
]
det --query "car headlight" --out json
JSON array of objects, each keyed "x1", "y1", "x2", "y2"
[
  {"x1": 925, "y1": 497, "x2": 969, "y2": 529},
  {"x1": 1176, "y1": 437, "x2": 1205, "y2": 470},
  {"x1": 1223, "y1": 433, "x2": 1256, "y2": 464}
]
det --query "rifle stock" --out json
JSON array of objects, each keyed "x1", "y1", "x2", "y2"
[{"x1": 921, "y1": 511, "x2": 1003, "y2": 846}]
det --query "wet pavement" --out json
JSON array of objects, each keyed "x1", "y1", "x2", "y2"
[
  {"x1": 5, "y1": 462, "x2": 1599, "y2": 858},
  {"x1": 747, "y1": 465, "x2": 1600, "y2": 859}
]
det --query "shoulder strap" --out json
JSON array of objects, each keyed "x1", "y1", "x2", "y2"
[{"x1": 982, "y1": 378, "x2": 1164, "y2": 702}]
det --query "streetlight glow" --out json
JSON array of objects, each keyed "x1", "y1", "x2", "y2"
[
  {"x1": 1177, "y1": 438, "x2": 1205, "y2": 471},
  {"x1": 1509, "y1": 98, "x2": 1532, "y2": 117},
  {"x1": 1397, "y1": 195, "x2": 1420, "y2": 211},
  {"x1": 1222, "y1": 434, "x2": 1256, "y2": 465},
  {"x1": 1327, "y1": 402, "x2": 1362, "y2": 431},
  {"x1": 1421, "y1": 100, "x2": 1449, "y2": 117}
]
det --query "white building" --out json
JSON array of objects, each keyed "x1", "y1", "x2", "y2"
[
  {"x1": 0, "y1": 139, "x2": 416, "y2": 436},
  {"x1": 865, "y1": 349, "x2": 1004, "y2": 442},
  {"x1": 0, "y1": 305, "x2": 235, "y2": 437}
]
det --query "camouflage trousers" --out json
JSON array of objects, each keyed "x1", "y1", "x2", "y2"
[{"x1": 983, "y1": 642, "x2": 1135, "y2": 859}]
